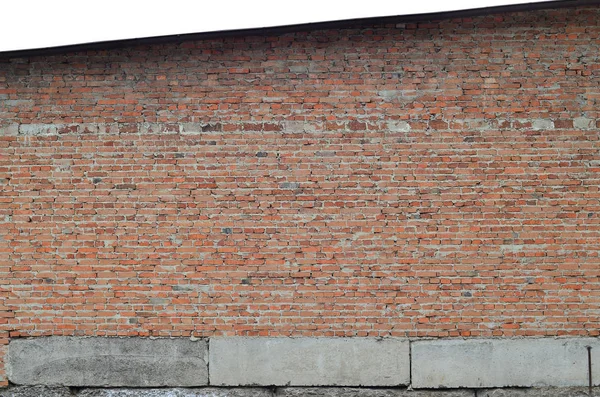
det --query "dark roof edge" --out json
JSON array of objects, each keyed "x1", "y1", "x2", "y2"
[{"x1": 1, "y1": 0, "x2": 597, "y2": 59}]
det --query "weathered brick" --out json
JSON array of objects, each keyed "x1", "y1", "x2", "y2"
[{"x1": 0, "y1": 5, "x2": 599, "y2": 385}]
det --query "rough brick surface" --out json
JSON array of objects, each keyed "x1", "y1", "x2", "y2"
[{"x1": 1, "y1": 5, "x2": 600, "y2": 385}]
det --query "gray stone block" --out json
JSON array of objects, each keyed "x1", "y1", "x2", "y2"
[
  {"x1": 276, "y1": 389, "x2": 474, "y2": 397},
  {"x1": 209, "y1": 337, "x2": 410, "y2": 386},
  {"x1": 181, "y1": 123, "x2": 204, "y2": 134},
  {"x1": 0, "y1": 386, "x2": 71, "y2": 397},
  {"x1": 573, "y1": 117, "x2": 595, "y2": 130},
  {"x1": 289, "y1": 66, "x2": 308, "y2": 73},
  {"x1": 282, "y1": 121, "x2": 322, "y2": 133},
  {"x1": 7, "y1": 337, "x2": 208, "y2": 387},
  {"x1": 378, "y1": 90, "x2": 401, "y2": 101},
  {"x1": 388, "y1": 121, "x2": 411, "y2": 132},
  {"x1": 478, "y1": 388, "x2": 593, "y2": 397},
  {"x1": 78, "y1": 388, "x2": 273, "y2": 397},
  {"x1": 412, "y1": 338, "x2": 600, "y2": 389},
  {"x1": 18, "y1": 124, "x2": 58, "y2": 135},
  {"x1": 531, "y1": 119, "x2": 554, "y2": 131},
  {"x1": 0, "y1": 124, "x2": 18, "y2": 136},
  {"x1": 282, "y1": 121, "x2": 306, "y2": 133}
]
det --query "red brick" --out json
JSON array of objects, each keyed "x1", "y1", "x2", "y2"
[{"x1": 1, "y1": 5, "x2": 600, "y2": 384}]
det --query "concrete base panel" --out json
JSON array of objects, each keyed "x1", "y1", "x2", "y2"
[
  {"x1": 478, "y1": 389, "x2": 592, "y2": 397},
  {"x1": 7, "y1": 337, "x2": 208, "y2": 387},
  {"x1": 412, "y1": 339, "x2": 600, "y2": 388},
  {"x1": 209, "y1": 337, "x2": 410, "y2": 386},
  {"x1": 276, "y1": 389, "x2": 474, "y2": 397},
  {"x1": 78, "y1": 388, "x2": 273, "y2": 397}
]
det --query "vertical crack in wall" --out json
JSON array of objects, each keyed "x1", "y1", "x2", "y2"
[
  {"x1": 206, "y1": 337, "x2": 210, "y2": 387},
  {"x1": 588, "y1": 346, "x2": 593, "y2": 396}
]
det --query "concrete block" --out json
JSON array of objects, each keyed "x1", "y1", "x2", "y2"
[
  {"x1": 7, "y1": 337, "x2": 208, "y2": 387},
  {"x1": 283, "y1": 121, "x2": 322, "y2": 133},
  {"x1": 531, "y1": 119, "x2": 554, "y2": 131},
  {"x1": 388, "y1": 121, "x2": 411, "y2": 133},
  {"x1": 478, "y1": 388, "x2": 592, "y2": 397},
  {"x1": 78, "y1": 388, "x2": 273, "y2": 397},
  {"x1": 277, "y1": 389, "x2": 474, "y2": 397},
  {"x1": 573, "y1": 117, "x2": 595, "y2": 130},
  {"x1": 209, "y1": 337, "x2": 410, "y2": 386},
  {"x1": 378, "y1": 90, "x2": 401, "y2": 101},
  {"x1": 18, "y1": 124, "x2": 58, "y2": 135},
  {"x1": 289, "y1": 66, "x2": 308, "y2": 73},
  {"x1": 412, "y1": 338, "x2": 600, "y2": 388},
  {"x1": 461, "y1": 118, "x2": 492, "y2": 131},
  {"x1": 0, "y1": 124, "x2": 19, "y2": 136}
]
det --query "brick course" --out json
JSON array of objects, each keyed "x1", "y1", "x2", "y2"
[{"x1": 1, "y1": 5, "x2": 600, "y2": 387}]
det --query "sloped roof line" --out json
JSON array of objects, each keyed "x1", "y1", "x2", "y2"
[{"x1": 0, "y1": 0, "x2": 596, "y2": 59}]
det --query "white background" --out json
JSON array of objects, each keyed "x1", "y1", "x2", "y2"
[{"x1": 1, "y1": 0, "x2": 555, "y2": 52}]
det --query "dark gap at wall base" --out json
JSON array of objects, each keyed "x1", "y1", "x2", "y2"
[{"x1": 1, "y1": 386, "x2": 599, "y2": 397}]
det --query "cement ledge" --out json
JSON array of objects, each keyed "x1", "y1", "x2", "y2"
[
  {"x1": 5, "y1": 337, "x2": 600, "y2": 389},
  {"x1": 412, "y1": 338, "x2": 600, "y2": 389},
  {"x1": 1, "y1": 118, "x2": 598, "y2": 137},
  {"x1": 7, "y1": 337, "x2": 208, "y2": 387},
  {"x1": 209, "y1": 337, "x2": 410, "y2": 386}
]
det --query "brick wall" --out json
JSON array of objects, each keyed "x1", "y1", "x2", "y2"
[{"x1": 1, "y1": 5, "x2": 600, "y2": 387}]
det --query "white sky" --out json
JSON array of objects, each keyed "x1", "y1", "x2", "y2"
[{"x1": 1, "y1": 0, "x2": 556, "y2": 52}]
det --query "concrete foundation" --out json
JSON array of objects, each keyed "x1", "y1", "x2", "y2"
[
  {"x1": 275, "y1": 389, "x2": 473, "y2": 397},
  {"x1": 77, "y1": 388, "x2": 274, "y2": 397},
  {"x1": 477, "y1": 389, "x2": 591, "y2": 397},
  {"x1": 5, "y1": 337, "x2": 600, "y2": 390},
  {"x1": 209, "y1": 337, "x2": 410, "y2": 386},
  {"x1": 7, "y1": 337, "x2": 208, "y2": 387},
  {"x1": 411, "y1": 338, "x2": 600, "y2": 389}
]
